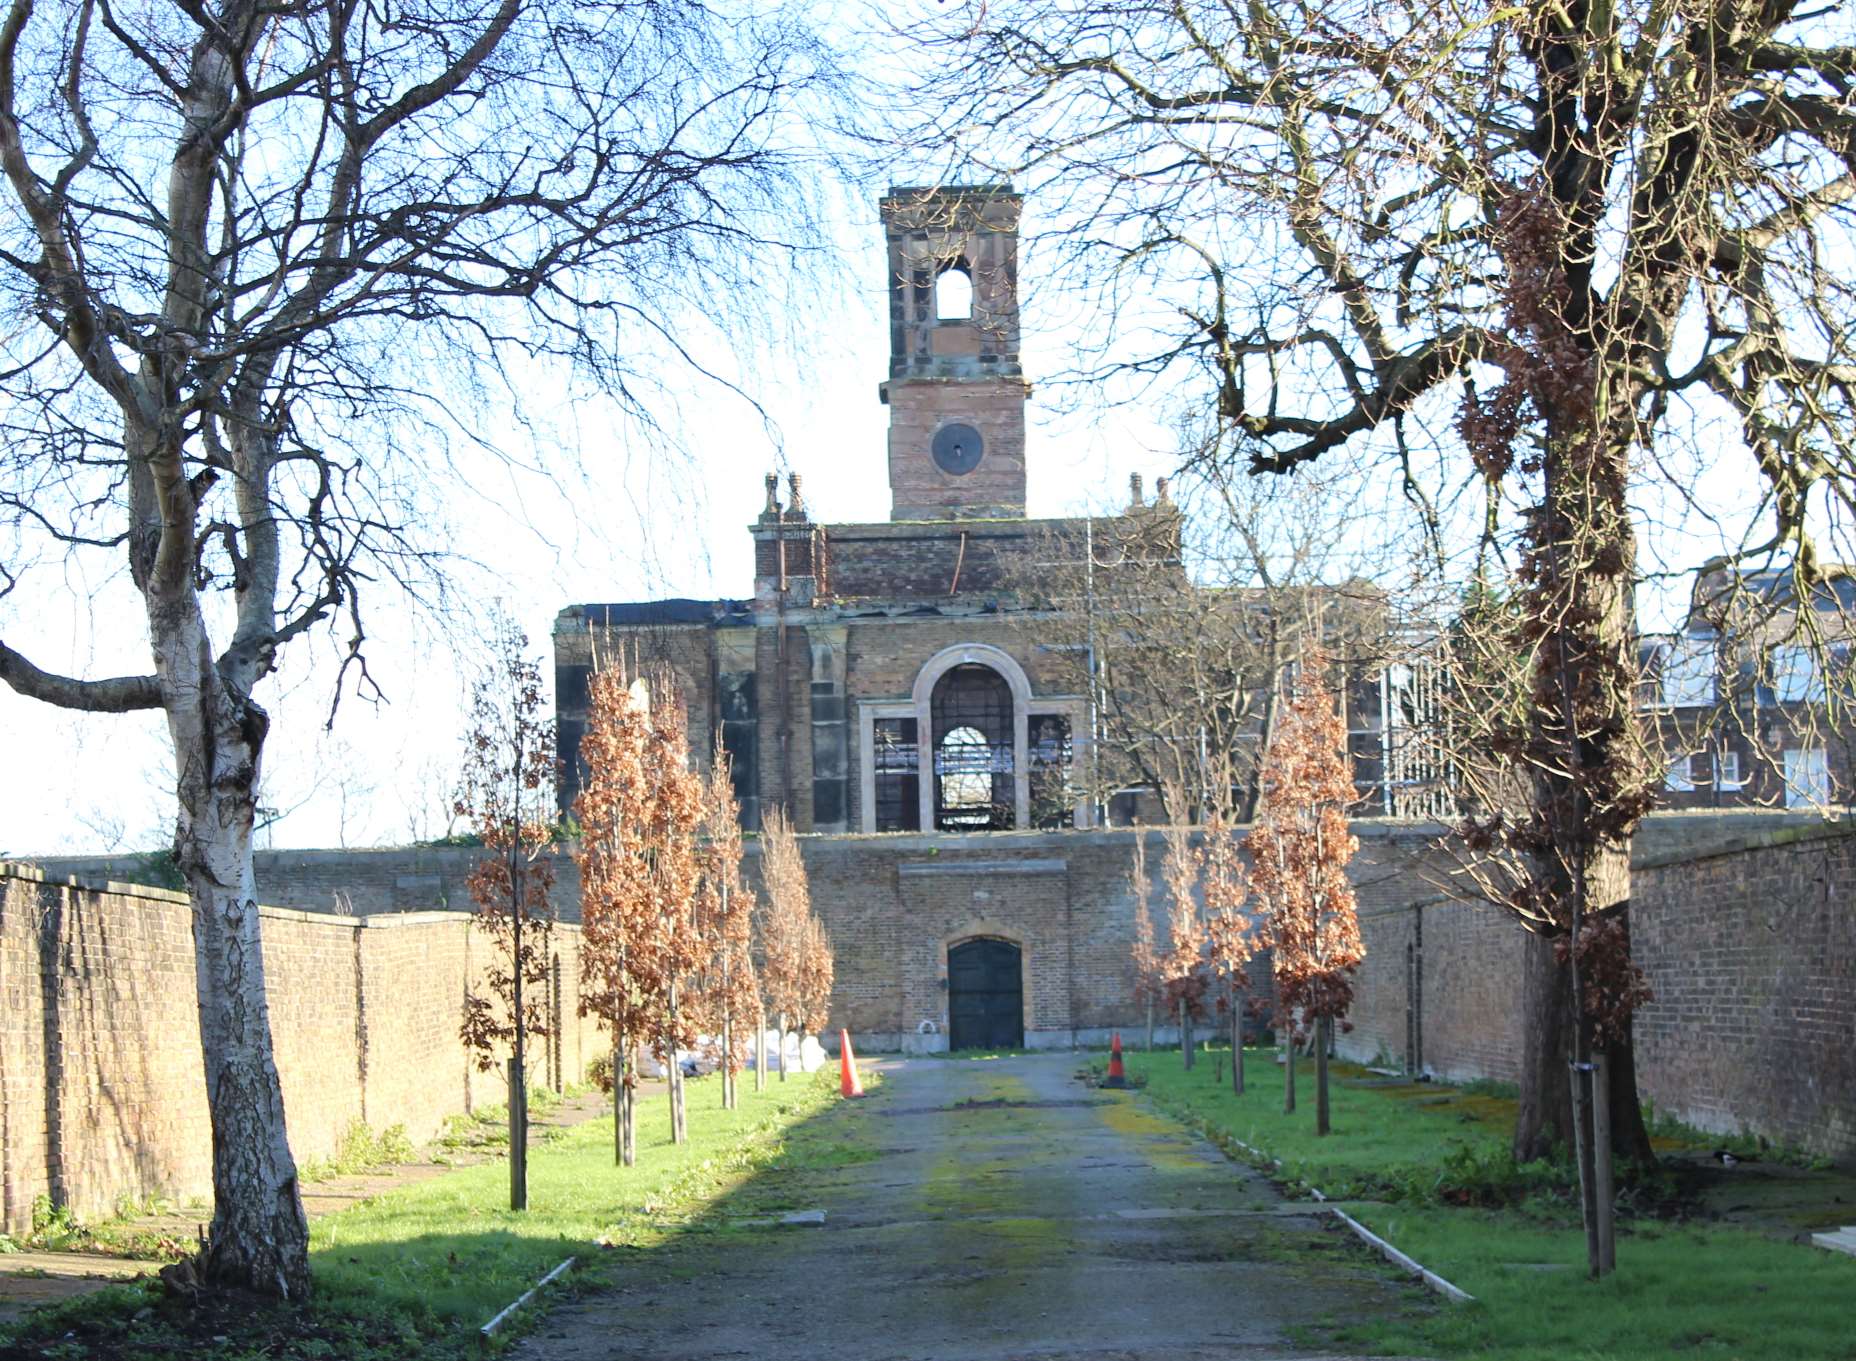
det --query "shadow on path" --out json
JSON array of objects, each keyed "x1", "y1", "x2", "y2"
[{"x1": 516, "y1": 1054, "x2": 1429, "y2": 1361}]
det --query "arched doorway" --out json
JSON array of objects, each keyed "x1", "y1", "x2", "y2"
[
  {"x1": 947, "y1": 938, "x2": 1024, "y2": 1051},
  {"x1": 932, "y1": 663, "x2": 1014, "y2": 830}
]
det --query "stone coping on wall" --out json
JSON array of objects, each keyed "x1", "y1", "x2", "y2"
[
  {"x1": 897, "y1": 857, "x2": 1067, "y2": 877},
  {"x1": 1, "y1": 861, "x2": 476, "y2": 930},
  {"x1": 1351, "y1": 811, "x2": 1851, "y2": 920}
]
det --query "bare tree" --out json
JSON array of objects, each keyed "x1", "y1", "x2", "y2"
[
  {"x1": 576, "y1": 665, "x2": 655, "y2": 1168},
  {"x1": 1246, "y1": 652, "x2": 1364, "y2": 1137},
  {"x1": 698, "y1": 739, "x2": 758, "y2": 1112},
  {"x1": 758, "y1": 806, "x2": 810, "y2": 1080},
  {"x1": 1201, "y1": 791, "x2": 1255, "y2": 1095},
  {"x1": 1156, "y1": 785, "x2": 1207, "y2": 1069},
  {"x1": 0, "y1": 0, "x2": 836, "y2": 1293},
  {"x1": 457, "y1": 619, "x2": 558, "y2": 1212},
  {"x1": 1127, "y1": 831, "x2": 1162, "y2": 1052},
  {"x1": 902, "y1": 0, "x2": 1856, "y2": 1275},
  {"x1": 1018, "y1": 463, "x2": 1398, "y2": 821}
]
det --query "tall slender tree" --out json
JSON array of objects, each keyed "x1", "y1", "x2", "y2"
[
  {"x1": 458, "y1": 619, "x2": 558, "y2": 1209},
  {"x1": 798, "y1": 914, "x2": 837, "y2": 1045},
  {"x1": 0, "y1": 0, "x2": 839, "y2": 1292},
  {"x1": 1201, "y1": 796, "x2": 1255, "y2": 1095},
  {"x1": 698, "y1": 740, "x2": 759, "y2": 1111},
  {"x1": 642, "y1": 680, "x2": 705, "y2": 1145},
  {"x1": 1157, "y1": 788, "x2": 1207, "y2": 1070},
  {"x1": 1247, "y1": 653, "x2": 1364, "y2": 1136},
  {"x1": 1128, "y1": 832, "x2": 1163, "y2": 1052},
  {"x1": 576, "y1": 665, "x2": 655, "y2": 1167},
  {"x1": 759, "y1": 807, "x2": 810, "y2": 1080}
]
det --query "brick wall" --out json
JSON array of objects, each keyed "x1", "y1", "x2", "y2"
[
  {"x1": 1341, "y1": 816, "x2": 1856, "y2": 1161},
  {"x1": 758, "y1": 822, "x2": 1442, "y2": 1053},
  {"x1": 0, "y1": 863, "x2": 592, "y2": 1234}
]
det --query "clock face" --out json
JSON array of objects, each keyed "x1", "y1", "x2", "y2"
[{"x1": 932, "y1": 423, "x2": 984, "y2": 475}]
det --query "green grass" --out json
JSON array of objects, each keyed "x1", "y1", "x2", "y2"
[
  {"x1": 310, "y1": 1070, "x2": 841, "y2": 1325},
  {"x1": 298, "y1": 1122, "x2": 417, "y2": 1184},
  {"x1": 1126, "y1": 1048, "x2": 1528, "y2": 1203},
  {"x1": 1335, "y1": 1206, "x2": 1856, "y2": 1361},
  {"x1": 1, "y1": 1069, "x2": 847, "y2": 1359},
  {"x1": 1118, "y1": 1048, "x2": 1856, "y2": 1361}
]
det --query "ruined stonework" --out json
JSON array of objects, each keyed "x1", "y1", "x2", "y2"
[{"x1": 552, "y1": 187, "x2": 1194, "y2": 839}]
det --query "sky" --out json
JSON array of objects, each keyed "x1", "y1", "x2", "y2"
[{"x1": 0, "y1": 8, "x2": 1806, "y2": 860}]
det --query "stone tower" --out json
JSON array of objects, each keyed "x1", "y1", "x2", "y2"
[{"x1": 878, "y1": 186, "x2": 1029, "y2": 521}]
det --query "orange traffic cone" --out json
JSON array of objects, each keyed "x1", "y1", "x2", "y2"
[
  {"x1": 1104, "y1": 1031, "x2": 1128, "y2": 1088},
  {"x1": 839, "y1": 1030, "x2": 865, "y2": 1098}
]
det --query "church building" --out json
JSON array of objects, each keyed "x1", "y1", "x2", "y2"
[{"x1": 554, "y1": 184, "x2": 1168, "y2": 840}]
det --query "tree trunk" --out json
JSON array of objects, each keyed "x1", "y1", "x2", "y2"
[
  {"x1": 723, "y1": 1011, "x2": 736, "y2": 1111},
  {"x1": 1145, "y1": 998, "x2": 1155, "y2": 1053},
  {"x1": 619, "y1": 1032, "x2": 634, "y2": 1166},
  {"x1": 168, "y1": 651, "x2": 310, "y2": 1298},
  {"x1": 778, "y1": 1013, "x2": 788, "y2": 1082},
  {"x1": 667, "y1": 984, "x2": 687, "y2": 1144},
  {"x1": 1284, "y1": 1018, "x2": 1296, "y2": 1114},
  {"x1": 508, "y1": 1055, "x2": 528, "y2": 1212},
  {"x1": 1178, "y1": 996, "x2": 1193, "y2": 1070},
  {"x1": 1232, "y1": 982, "x2": 1245, "y2": 1095},
  {"x1": 621, "y1": 1073, "x2": 636, "y2": 1168},
  {"x1": 1514, "y1": 929, "x2": 1573, "y2": 1162},
  {"x1": 755, "y1": 1003, "x2": 766, "y2": 1092},
  {"x1": 1513, "y1": 920, "x2": 1654, "y2": 1167},
  {"x1": 1315, "y1": 1016, "x2": 1330, "y2": 1136}
]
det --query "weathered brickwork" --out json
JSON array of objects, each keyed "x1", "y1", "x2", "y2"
[
  {"x1": 0, "y1": 863, "x2": 592, "y2": 1234},
  {"x1": 1341, "y1": 815, "x2": 1856, "y2": 1161},
  {"x1": 759, "y1": 824, "x2": 1442, "y2": 1052},
  {"x1": 821, "y1": 520, "x2": 1068, "y2": 600}
]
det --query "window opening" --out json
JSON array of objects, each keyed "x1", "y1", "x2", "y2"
[
  {"x1": 1029, "y1": 713, "x2": 1073, "y2": 829},
  {"x1": 1660, "y1": 634, "x2": 1717, "y2": 707},
  {"x1": 1783, "y1": 747, "x2": 1830, "y2": 807},
  {"x1": 935, "y1": 262, "x2": 973, "y2": 320},
  {"x1": 874, "y1": 717, "x2": 920, "y2": 832},
  {"x1": 932, "y1": 663, "x2": 1013, "y2": 830},
  {"x1": 1771, "y1": 645, "x2": 1825, "y2": 703}
]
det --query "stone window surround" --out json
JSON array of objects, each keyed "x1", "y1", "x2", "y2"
[{"x1": 858, "y1": 642, "x2": 1091, "y2": 834}]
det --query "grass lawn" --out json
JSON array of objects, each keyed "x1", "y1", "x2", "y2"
[
  {"x1": 0, "y1": 1068, "x2": 848, "y2": 1360},
  {"x1": 1119, "y1": 1047, "x2": 1856, "y2": 1361}
]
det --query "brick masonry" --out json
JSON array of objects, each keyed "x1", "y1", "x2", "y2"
[
  {"x1": 23, "y1": 809, "x2": 1847, "y2": 1188},
  {"x1": 1341, "y1": 816, "x2": 1856, "y2": 1161},
  {"x1": 0, "y1": 862, "x2": 592, "y2": 1234}
]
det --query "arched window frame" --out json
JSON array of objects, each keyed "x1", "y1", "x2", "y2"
[{"x1": 857, "y1": 645, "x2": 1093, "y2": 834}]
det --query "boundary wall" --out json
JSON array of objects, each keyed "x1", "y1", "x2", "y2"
[
  {"x1": 1341, "y1": 822, "x2": 1856, "y2": 1161},
  {"x1": 0, "y1": 863, "x2": 591, "y2": 1235}
]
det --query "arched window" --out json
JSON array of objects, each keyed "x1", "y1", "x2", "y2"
[
  {"x1": 932, "y1": 664, "x2": 1012, "y2": 830},
  {"x1": 935, "y1": 263, "x2": 973, "y2": 320}
]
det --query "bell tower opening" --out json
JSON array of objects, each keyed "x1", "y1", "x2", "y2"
[{"x1": 878, "y1": 185, "x2": 1031, "y2": 522}]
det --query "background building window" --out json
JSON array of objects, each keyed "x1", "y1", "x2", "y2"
[
  {"x1": 1660, "y1": 634, "x2": 1716, "y2": 707},
  {"x1": 873, "y1": 717, "x2": 920, "y2": 832},
  {"x1": 1772, "y1": 645, "x2": 1826, "y2": 703},
  {"x1": 1665, "y1": 753, "x2": 1696, "y2": 792},
  {"x1": 1784, "y1": 747, "x2": 1830, "y2": 807},
  {"x1": 1717, "y1": 749, "x2": 1744, "y2": 788},
  {"x1": 1029, "y1": 713, "x2": 1073, "y2": 829}
]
